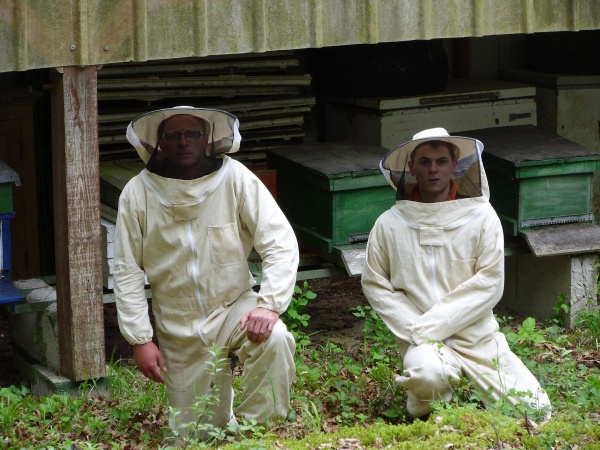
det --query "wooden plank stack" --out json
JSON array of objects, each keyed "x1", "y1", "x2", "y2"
[
  {"x1": 97, "y1": 51, "x2": 315, "y2": 166},
  {"x1": 99, "y1": 161, "x2": 146, "y2": 290}
]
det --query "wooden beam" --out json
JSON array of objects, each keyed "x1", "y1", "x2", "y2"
[{"x1": 51, "y1": 66, "x2": 106, "y2": 381}]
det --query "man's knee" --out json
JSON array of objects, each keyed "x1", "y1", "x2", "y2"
[
  {"x1": 398, "y1": 343, "x2": 461, "y2": 394},
  {"x1": 264, "y1": 321, "x2": 295, "y2": 352},
  {"x1": 238, "y1": 320, "x2": 295, "y2": 367},
  {"x1": 398, "y1": 365, "x2": 453, "y2": 395}
]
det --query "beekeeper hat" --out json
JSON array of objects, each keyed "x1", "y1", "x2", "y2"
[
  {"x1": 379, "y1": 128, "x2": 483, "y2": 200},
  {"x1": 380, "y1": 127, "x2": 484, "y2": 198},
  {"x1": 126, "y1": 106, "x2": 241, "y2": 164}
]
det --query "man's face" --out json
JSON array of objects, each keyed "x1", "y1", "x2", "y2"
[
  {"x1": 408, "y1": 143, "x2": 457, "y2": 203},
  {"x1": 159, "y1": 114, "x2": 209, "y2": 171}
]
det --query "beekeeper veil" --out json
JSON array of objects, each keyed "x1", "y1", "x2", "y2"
[
  {"x1": 126, "y1": 106, "x2": 241, "y2": 164},
  {"x1": 380, "y1": 127, "x2": 486, "y2": 201}
]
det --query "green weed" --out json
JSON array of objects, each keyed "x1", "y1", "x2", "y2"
[
  {"x1": 352, "y1": 305, "x2": 402, "y2": 365},
  {"x1": 548, "y1": 293, "x2": 570, "y2": 327},
  {"x1": 504, "y1": 317, "x2": 546, "y2": 357},
  {"x1": 280, "y1": 281, "x2": 317, "y2": 336},
  {"x1": 574, "y1": 308, "x2": 600, "y2": 347}
]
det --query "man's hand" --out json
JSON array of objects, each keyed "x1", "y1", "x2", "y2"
[
  {"x1": 240, "y1": 307, "x2": 280, "y2": 343},
  {"x1": 132, "y1": 341, "x2": 167, "y2": 383}
]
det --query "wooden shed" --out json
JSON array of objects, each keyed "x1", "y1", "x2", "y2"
[{"x1": 1, "y1": 0, "x2": 599, "y2": 383}]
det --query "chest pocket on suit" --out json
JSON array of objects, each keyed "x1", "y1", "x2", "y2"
[
  {"x1": 450, "y1": 258, "x2": 477, "y2": 288},
  {"x1": 208, "y1": 222, "x2": 246, "y2": 266}
]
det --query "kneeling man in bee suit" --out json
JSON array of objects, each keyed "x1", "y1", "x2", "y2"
[
  {"x1": 114, "y1": 106, "x2": 299, "y2": 435},
  {"x1": 361, "y1": 128, "x2": 551, "y2": 419}
]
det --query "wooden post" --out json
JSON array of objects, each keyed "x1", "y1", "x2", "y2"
[{"x1": 51, "y1": 66, "x2": 106, "y2": 381}]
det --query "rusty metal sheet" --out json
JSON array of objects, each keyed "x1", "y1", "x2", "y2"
[
  {"x1": 1, "y1": 0, "x2": 599, "y2": 73},
  {"x1": 521, "y1": 223, "x2": 600, "y2": 256}
]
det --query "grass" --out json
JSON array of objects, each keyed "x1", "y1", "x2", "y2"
[{"x1": 2, "y1": 284, "x2": 600, "y2": 449}]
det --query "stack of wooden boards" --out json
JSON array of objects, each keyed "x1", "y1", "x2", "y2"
[
  {"x1": 99, "y1": 161, "x2": 146, "y2": 290},
  {"x1": 97, "y1": 51, "x2": 315, "y2": 166}
]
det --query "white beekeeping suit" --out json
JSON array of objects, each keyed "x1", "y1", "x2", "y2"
[
  {"x1": 114, "y1": 106, "x2": 299, "y2": 436},
  {"x1": 361, "y1": 128, "x2": 551, "y2": 419}
]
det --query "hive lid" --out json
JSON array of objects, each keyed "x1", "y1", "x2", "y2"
[
  {"x1": 0, "y1": 160, "x2": 20, "y2": 186},
  {"x1": 499, "y1": 69, "x2": 600, "y2": 88},
  {"x1": 459, "y1": 125, "x2": 600, "y2": 166},
  {"x1": 267, "y1": 142, "x2": 389, "y2": 179},
  {"x1": 326, "y1": 79, "x2": 535, "y2": 110},
  {"x1": 520, "y1": 223, "x2": 600, "y2": 257}
]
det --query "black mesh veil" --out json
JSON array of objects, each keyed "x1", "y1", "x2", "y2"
[
  {"x1": 126, "y1": 106, "x2": 241, "y2": 164},
  {"x1": 380, "y1": 131, "x2": 484, "y2": 201}
]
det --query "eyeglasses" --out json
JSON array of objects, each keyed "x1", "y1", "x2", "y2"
[{"x1": 160, "y1": 130, "x2": 205, "y2": 143}]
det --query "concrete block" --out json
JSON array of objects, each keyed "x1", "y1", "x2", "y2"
[
  {"x1": 569, "y1": 254, "x2": 599, "y2": 326},
  {"x1": 41, "y1": 303, "x2": 60, "y2": 372},
  {"x1": 9, "y1": 279, "x2": 60, "y2": 372},
  {"x1": 30, "y1": 364, "x2": 111, "y2": 398},
  {"x1": 502, "y1": 255, "x2": 517, "y2": 307},
  {"x1": 13, "y1": 278, "x2": 50, "y2": 291},
  {"x1": 26, "y1": 286, "x2": 56, "y2": 303},
  {"x1": 500, "y1": 252, "x2": 598, "y2": 328},
  {"x1": 10, "y1": 309, "x2": 46, "y2": 362},
  {"x1": 12, "y1": 344, "x2": 39, "y2": 383}
]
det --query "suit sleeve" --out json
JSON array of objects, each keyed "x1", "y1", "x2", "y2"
[
  {"x1": 361, "y1": 220, "x2": 424, "y2": 344},
  {"x1": 236, "y1": 167, "x2": 299, "y2": 314},
  {"x1": 409, "y1": 211, "x2": 504, "y2": 345},
  {"x1": 113, "y1": 188, "x2": 154, "y2": 345}
]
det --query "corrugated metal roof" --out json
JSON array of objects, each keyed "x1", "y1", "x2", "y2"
[{"x1": 0, "y1": 0, "x2": 599, "y2": 73}]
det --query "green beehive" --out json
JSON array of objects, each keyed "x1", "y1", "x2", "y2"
[
  {"x1": 460, "y1": 125, "x2": 600, "y2": 237},
  {"x1": 267, "y1": 142, "x2": 394, "y2": 254},
  {"x1": 0, "y1": 160, "x2": 20, "y2": 214}
]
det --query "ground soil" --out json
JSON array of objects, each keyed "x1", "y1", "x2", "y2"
[{"x1": 0, "y1": 276, "x2": 369, "y2": 387}]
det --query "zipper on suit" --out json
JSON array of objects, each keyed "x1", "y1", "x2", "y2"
[
  {"x1": 187, "y1": 222, "x2": 209, "y2": 345},
  {"x1": 427, "y1": 245, "x2": 441, "y2": 304}
]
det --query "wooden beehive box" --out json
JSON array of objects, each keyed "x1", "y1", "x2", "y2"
[
  {"x1": 0, "y1": 160, "x2": 19, "y2": 215},
  {"x1": 460, "y1": 125, "x2": 600, "y2": 237},
  {"x1": 325, "y1": 79, "x2": 537, "y2": 150},
  {"x1": 99, "y1": 161, "x2": 146, "y2": 289},
  {"x1": 499, "y1": 69, "x2": 600, "y2": 152},
  {"x1": 267, "y1": 142, "x2": 394, "y2": 254},
  {"x1": 0, "y1": 160, "x2": 22, "y2": 302}
]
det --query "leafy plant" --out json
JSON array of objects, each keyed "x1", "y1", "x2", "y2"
[
  {"x1": 299, "y1": 400, "x2": 322, "y2": 433},
  {"x1": 352, "y1": 305, "x2": 402, "y2": 365},
  {"x1": 504, "y1": 317, "x2": 546, "y2": 356},
  {"x1": 281, "y1": 281, "x2": 317, "y2": 339},
  {"x1": 0, "y1": 385, "x2": 29, "y2": 433},
  {"x1": 495, "y1": 313, "x2": 514, "y2": 335},
  {"x1": 597, "y1": 257, "x2": 600, "y2": 296},
  {"x1": 576, "y1": 374, "x2": 600, "y2": 409},
  {"x1": 169, "y1": 343, "x2": 262, "y2": 446},
  {"x1": 548, "y1": 293, "x2": 570, "y2": 326},
  {"x1": 574, "y1": 308, "x2": 600, "y2": 345}
]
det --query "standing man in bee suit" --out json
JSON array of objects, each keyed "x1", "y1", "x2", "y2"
[
  {"x1": 113, "y1": 106, "x2": 299, "y2": 436},
  {"x1": 361, "y1": 128, "x2": 551, "y2": 420}
]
